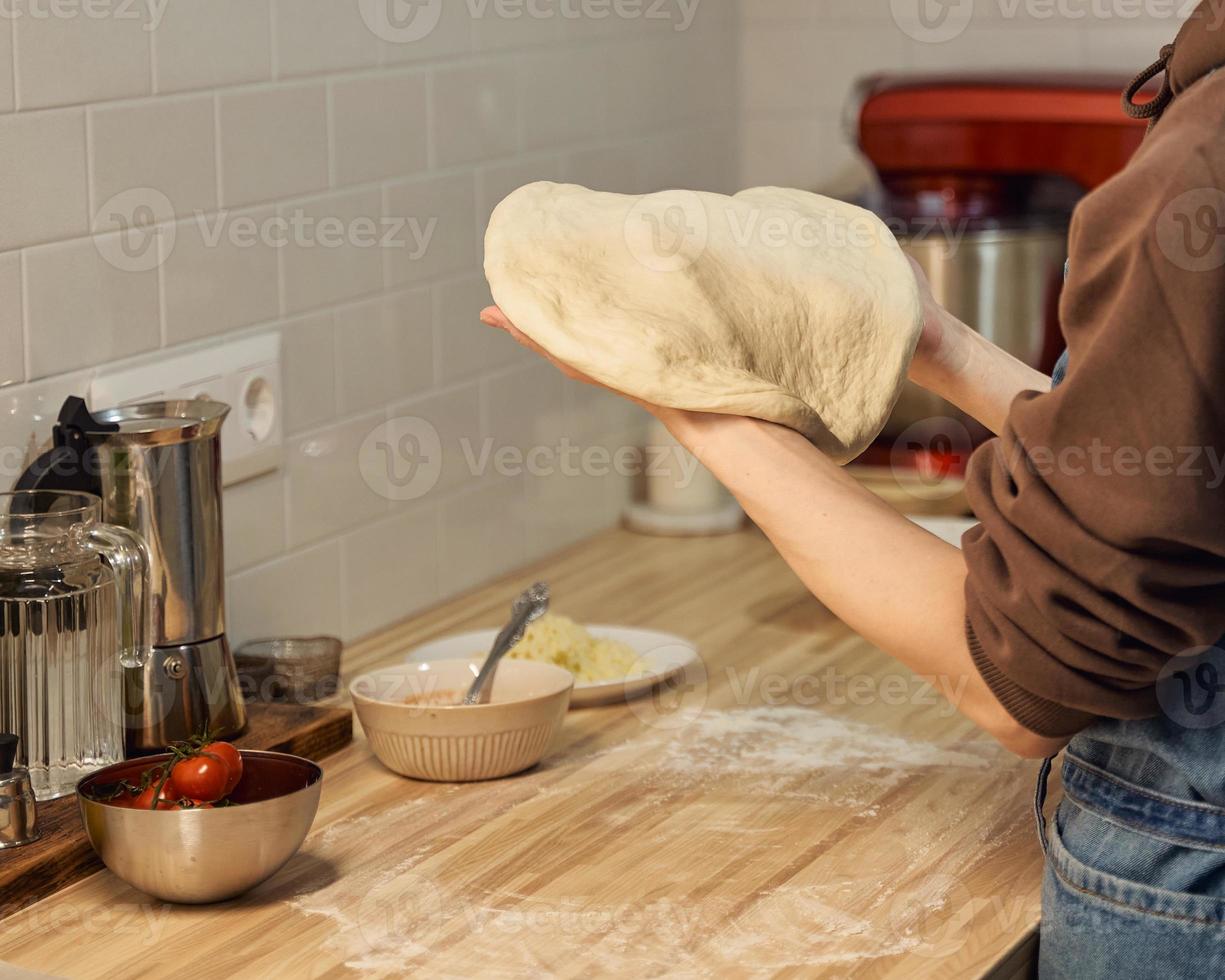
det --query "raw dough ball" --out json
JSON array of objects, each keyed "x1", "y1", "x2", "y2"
[{"x1": 484, "y1": 182, "x2": 922, "y2": 463}]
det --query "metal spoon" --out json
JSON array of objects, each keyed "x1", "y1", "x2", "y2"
[{"x1": 463, "y1": 582, "x2": 551, "y2": 705}]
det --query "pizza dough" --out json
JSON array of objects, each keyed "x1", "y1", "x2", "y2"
[{"x1": 483, "y1": 182, "x2": 922, "y2": 463}]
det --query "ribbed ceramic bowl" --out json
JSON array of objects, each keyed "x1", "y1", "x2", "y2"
[
  {"x1": 77, "y1": 751, "x2": 322, "y2": 904},
  {"x1": 350, "y1": 660, "x2": 574, "y2": 782}
]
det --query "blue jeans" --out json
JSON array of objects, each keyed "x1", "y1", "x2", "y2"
[{"x1": 1038, "y1": 718, "x2": 1225, "y2": 978}]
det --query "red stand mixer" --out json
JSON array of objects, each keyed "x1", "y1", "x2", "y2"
[{"x1": 851, "y1": 73, "x2": 1150, "y2": 501}]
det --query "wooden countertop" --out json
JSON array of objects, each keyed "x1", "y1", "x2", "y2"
[{"x1": 0, "y1": 527, "x2": 1047, "y2": 979}]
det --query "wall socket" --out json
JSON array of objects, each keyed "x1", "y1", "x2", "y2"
[{"x1": 89, "y1": 333, "x2": 283, "y2": 487}]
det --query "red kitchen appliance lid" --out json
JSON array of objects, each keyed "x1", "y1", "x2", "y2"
[{"x1": 857, "y1": 72, "x2": 1154, "y2": 191}]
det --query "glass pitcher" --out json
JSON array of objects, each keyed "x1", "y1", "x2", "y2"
[{"x1": 0, "y1": 491, "x2": 151, "y2": 800}]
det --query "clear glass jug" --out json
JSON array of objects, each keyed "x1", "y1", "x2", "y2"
[{"x1": 0, "y1": 491, "x2": 151, "y2": 800}]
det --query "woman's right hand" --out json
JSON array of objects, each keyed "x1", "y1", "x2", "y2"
[
  {"x1": 903, "y1": 256, "x2": 1052, "y2": 435},
  {"x1": 906, "y1": 256, "x2": 973, "y2": 393}
]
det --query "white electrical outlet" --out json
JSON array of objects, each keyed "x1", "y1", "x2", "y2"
[{"x1": 89, "y1": 333, "x2": 283, "y2": 487}]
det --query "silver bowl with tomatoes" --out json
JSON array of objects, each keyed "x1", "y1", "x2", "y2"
[{"x1": 76, "y1": 747, "x2": 322, "y2": 904}]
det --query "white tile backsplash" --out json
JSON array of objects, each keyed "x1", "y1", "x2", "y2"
[
  {"x1": 13, "y1": 10, "x2": 151, "y2": 110},
  {"x1": 430, "y1": 62, "x2": 520, "y2": 168},
  {"x1": 330, "y1": 71, "x2": 430, "y2": 185},
  {"x1": 0, "y1": 253, "x2": 21, "y2": 387},
  {"x1": 384, "y1": 171, "x2": 479, "y2": 286},
  {"x1": 223, "y1": 471, "x2": 287, "y2": 573},
  {"x1": 334, "y1": 289, "x2": 434, "y2": 415},
  {"x1": 162, "y1": 206, "x2": 281, "y2": 345},
  {"x1": 282, "y1": 311, "x2": 338, "y2": 436},
  {"x1": 227, "y1": 539, "x2": 343, "y2": 645},
  {"x1": 435, "y1": 274, "x2": 528, "y2": 384},
  {"x1": 272, "y1": 0, "x2": 381, "y2": 77},
  {"x1": 0, "y1": 18, "x2": 13, "y2": 113},
  {"x1": 0, "y1": 109, "x2": 88, "y2": 251},
  {"x1": 278, "y1": 187, "x2": 386, "y2": 313},
  {"x1": 90, "y1": 95, "x2": 219, "y2": 220},
  {"x1": 23, "y1": 234, "x2": 160, "y2": 379},
  {"x1": 340, "y1": 506, "x2": 438, "y2": 641},
  {"x1": 285, "y1": 412, "x2": 391, "y2": 549},
  {"x1": 218, "y1": 83, "x2": 329, "y2": 208},
  {"x1": 0, "y1": 1, "x2": 739, "y2": 641},
  {"x1": 153, "y1": 0, "x2": 274, "y2": 94}
]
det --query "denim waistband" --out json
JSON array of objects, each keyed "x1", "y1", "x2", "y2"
[{"x1": 1062, "y1": 752, "x2": 1225, "y2": 852}]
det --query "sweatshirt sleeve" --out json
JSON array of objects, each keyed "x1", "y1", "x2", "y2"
[{"x1": 962, "y1": 79, "x2": 1225, "y2": 737}]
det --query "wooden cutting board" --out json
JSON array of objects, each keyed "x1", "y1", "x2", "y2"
[{"x1": 0, "y1": 702, "x2": 353, "y2": 921}]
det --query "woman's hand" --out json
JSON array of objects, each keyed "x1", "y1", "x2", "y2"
[
  {"x1": 479, "y1": 305, "x2": 745, "y2": 452},
  {"x1": 907, "y1": 256, "x2": 974, "y2": 392},
  {"x1": 903, "y1": 258, "x2": 1051, "y2": 435}
]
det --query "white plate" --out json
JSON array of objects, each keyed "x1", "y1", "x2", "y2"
[{"x1": 403, "y1": 626, "x2": 700, "y2": 708}]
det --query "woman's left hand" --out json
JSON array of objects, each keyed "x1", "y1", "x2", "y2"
[{"x1": 479, "y1": 305, "x2": 741, "y2": 452}]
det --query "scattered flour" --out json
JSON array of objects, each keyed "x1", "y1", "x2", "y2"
[{"x1": 283, "y1": 707, "x2": 1025, "y2": 977}]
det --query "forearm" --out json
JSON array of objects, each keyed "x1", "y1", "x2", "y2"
[
  {"x1": 670, "y1": 413, "x2": 1067, "y2": 757},
  {"x1": 911, "y1": 310, "x2": 1052, "y2": 435}
]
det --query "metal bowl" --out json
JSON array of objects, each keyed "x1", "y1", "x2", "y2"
[{"x1": 76, "y1": 750, "x2": 322, "y2": 904}]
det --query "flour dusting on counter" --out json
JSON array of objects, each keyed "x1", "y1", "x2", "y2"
[{"x1": 654, "y1": 707, "x2": 993, "y2": 774}]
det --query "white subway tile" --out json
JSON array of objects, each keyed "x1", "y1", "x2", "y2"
[
  {"x1": 438, "y1": 479, "x2": 526, "y2": 597},
  {"x1": 330, "y1": 71, "x2": 429, "y2": 186},
  {"x1": 218, "y1": 83, "x2": 329, "y2": 208},
  {"x1": 0, "y1": 109, "x2": 88, "y2": 251},
  {"x1": 340, "y1": 506, "x2": 438, "y2": 641},
  {"x1": 90, "y1": 95, "x2": 218, "y2": 221},
  {"x1": 0, "y1": 18, "x2": 13, "y2": 112},
  {"x1": 285, "y1": 412, "x2": 390, "y2": 548},
  {"x1": 431, "y1": 62, "x2": 519, "y2": 167},
  {"x1": 13, "y1": 10, "x2": 151, "y2": 109},
  {"x1": 0, "y1": 252, "x2": 22, "y2": 387},
  {"x1": 279, "y1": 187, "x2": 385, "y2": 313},
  {"x1": 565, "y1": 142, "x2": 646, "y2": 194},
  {"x1": 378, "y1": 0, "x2": 473, "y2": 63},
  {"x1": 335, "y1": 289, "x2": 434, "y2": 416},
  {"x1": 388, "y1": 383, "x2": 484, "y2": 498},
  {"x1": 483, "y1": 361, "x2": 568, "y2": 454},
  {"x1": 153, "y1": 0, "x2": 273, "y2": 93},
  {"x1": 436, "y1": 274, "x2": 529, "y2": 383},
  {"x1": 223, "y1": 471, "x2": 287, "y2": 573},
  {"x1": 1083, "y1": 24, "x2": 1179, "y2": 71},
  {"x1": 909, "y1": 26, "x2": 1080, "y2": 71},
  {"x1": 162, "y1": 206, "x2": 280, "y2": 345},
  {"x1": 282, "y1": 311, "x2": 337, "y2": 436},
  {"x1": 273, "y1": 0, "x2": 380, "y2": 77},
  {"x1": 472, "y1": 3, "x2": 563, "y2": 50},
  {"x1": 605, "y1": 37, "x2": 681, "y2": 135},
  {"x1": 227, "y1": 539, "x2": 343, "y2": 646},
  {"x1": 384, "y1": 172, "x2": 478, "y2": 286},
  {"x1": 24, "y1": 234, "x2": 159, "y2": 379},
  {"x1": 518, "y1": 47, "x2": 606, "y2": 150}
]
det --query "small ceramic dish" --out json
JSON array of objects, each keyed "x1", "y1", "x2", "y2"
[
  {"x1": 403, "y1": 626, "x2": 700, "y2": 708},
  {"x1": 350, "y1": 660, "x2": 574, "y2": 782}
]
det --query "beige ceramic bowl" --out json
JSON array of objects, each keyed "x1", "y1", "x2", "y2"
[{"x1": 350, "y1": 660, "x2": 574, "y2": 782}]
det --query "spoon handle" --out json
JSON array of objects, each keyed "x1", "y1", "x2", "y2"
[{"x1": 464, "y1": 582, "x2": 550, "y2": 705}]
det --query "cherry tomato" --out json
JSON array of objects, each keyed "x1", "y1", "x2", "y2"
[
  {"x1": 202, "y1": 741, "x2": 243, "y2": 796},
  {"x1": 133, "y1": 777, "x2": 182, "y2": 811},
  {"x1": 169, "y1": 754, "x2": 229, "y2": 803}
]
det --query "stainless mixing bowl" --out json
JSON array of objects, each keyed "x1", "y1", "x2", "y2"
[{"x1": 77, "y1": 750, "x2": 322, "y2": 904}]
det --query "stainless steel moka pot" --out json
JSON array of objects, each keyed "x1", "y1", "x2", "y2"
[{"x1": 15, "y1": 397, "x2": 246, "y2": 753}]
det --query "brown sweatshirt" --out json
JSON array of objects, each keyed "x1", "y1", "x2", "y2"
[{"x1": 963, "y1": 3, "x2": 1225, "y2": 737}]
